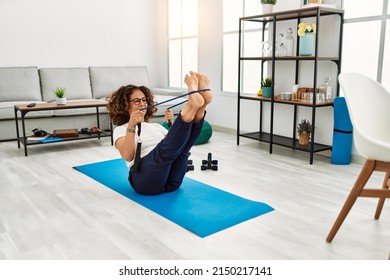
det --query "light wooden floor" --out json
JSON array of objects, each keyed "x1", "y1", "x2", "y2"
[{"x1": 0, "y1": 131, "x2": 389, "y2": 260}]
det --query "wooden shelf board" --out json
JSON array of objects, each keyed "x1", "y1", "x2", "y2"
[
  {"x1": 240, "y1": 56, "x2": 339, "y2": 61},
  {"x1": 241, "y1": 6, "x2": 343, "y2": 23},
  {"x1": 240, "y1": 95, "x2": 334, "y2": 107}
]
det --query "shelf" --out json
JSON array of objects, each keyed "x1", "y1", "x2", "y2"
[
  {"x1": 20, "y1": 131, "x2": 112, "y2": 145},
  {"x1": 240, "y1": 94, "x2": 334, "y2": 107},
  {"x1": 240, "y1": 56, "x2": 340, "y2": 62},
  {"x1": 237, "y1": 7, "x2": 343, "y2": 164},
  {"x1": 240, "y1": 132, "x2": 331, "y2": 153},
  {"x1": 242, "y1": 6, "x2": 343, "y2": 23}
]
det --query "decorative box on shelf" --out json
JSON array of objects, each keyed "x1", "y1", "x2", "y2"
[
  {"x1": 294, "y1": 87, "x2": 330, "y2": 104},
  {"x1": 301, "y1": 0, "x2": 336, "y2": 8},
  {"x1": 53, "y1": 129, "x2": 79, "y2": 138}
]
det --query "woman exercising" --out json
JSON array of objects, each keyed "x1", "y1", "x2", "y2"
[{"x1": 107, "y1": 71, "x2": 213, "y2": 195}]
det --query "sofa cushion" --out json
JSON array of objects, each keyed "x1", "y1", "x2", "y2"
[
  {"x1": 89, "y1": 66, "x2": 150, "y2": 99},
  {"x1": 39, "y1": 68, "x2": 93, "y2": 102},
  {"x1": 152, "y1": 87, "x2": 185, "y2": 96},
  {"x1": 0, "y1": 67, "x2": 42, "y2": 102}
]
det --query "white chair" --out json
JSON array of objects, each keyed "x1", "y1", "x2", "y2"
[{"x1": 326, "y1": 72, "x2": 390, "y2": 242}]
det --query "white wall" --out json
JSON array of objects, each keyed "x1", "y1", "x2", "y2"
[{"x1": 0, "y1": 0, "x2": 168, "y2": 87}]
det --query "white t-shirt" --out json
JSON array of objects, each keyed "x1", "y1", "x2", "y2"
[{"x1": 113, "y1": 122, "x2": 168, "y2": 168}]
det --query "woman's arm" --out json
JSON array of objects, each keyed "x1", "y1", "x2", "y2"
[
  {"x1": 115, "y1": 127, "x2": 136, "y2": 162},
  {"x1": 115, "y1": 109, "x2": 143, "y2": 162}
]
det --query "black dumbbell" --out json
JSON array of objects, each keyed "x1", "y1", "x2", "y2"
[
  {"x1": 201, "y1": 152, "x2": 218, "y2": 171},
  {"x1": 187, "y1": 159, "x2": 194, "y2": 171}
]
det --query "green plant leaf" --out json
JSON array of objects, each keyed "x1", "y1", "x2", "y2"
[{"x1": 54, "y1": 87, "x2": 65, "y2": 98}]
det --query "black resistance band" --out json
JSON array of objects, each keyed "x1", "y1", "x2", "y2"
[
  {"x1": 131, "y1": 122, "x2": 142, "y2": 173},
  {"x1": 140, "y1": 88, "x2": 210, "y2": 111},
  {"x1": 132, "y1": 88, "x2": 210, "y2": 173}
]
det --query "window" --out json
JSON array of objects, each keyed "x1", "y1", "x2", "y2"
[
  {"x1": 344, "y1": 0, "x2": 383, "y2": 19},
  {"x1": 342, "y1": 21, "x2": 381, "y2": 79},
  {"x1": 222, "y1": 0, "x2": 268, "y2": 93},
  {"x1": 342, "y1": 0, "x2": 390, "y2": 89},
  {"x1": 168, "y1": 0, "x2": 198, "y2": 88},
  {"x1": 382, "y1": 19, "x2": 390, "y2": 89}
]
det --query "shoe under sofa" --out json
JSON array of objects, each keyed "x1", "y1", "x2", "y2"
[{"x1": 0, "y1": 66, "x2": 186, "y2": 141}]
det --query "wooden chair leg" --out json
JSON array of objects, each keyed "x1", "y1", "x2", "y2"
[
  {"x1": 326, "y1": 160, "x2": 376, "y2": 242},
  {"x1": 374, "y1": 171, "x2": 390, "y2": 219}
]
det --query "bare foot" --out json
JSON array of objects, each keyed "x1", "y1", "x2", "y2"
[
  {"x1": 185, "y1": 71, "x2": 198, "y2": 91},
  {"x1": 195, "y1": 72, "x2": 213, "y2": 105},
  {"x1": 185, "y1": 72, "x2": 204, "y2": 109}
]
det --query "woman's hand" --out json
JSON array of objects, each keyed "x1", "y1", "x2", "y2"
[
  {"x1": 164, "y1": 109, "x2": 174, "y2": 126},
  {"x1": 129, "y1": 110, "x2": 144, "y2": 128}
]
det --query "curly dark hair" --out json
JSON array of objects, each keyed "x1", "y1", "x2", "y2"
[{"x1": 106, "y1": 85, "x2": 157, "y2": 126}]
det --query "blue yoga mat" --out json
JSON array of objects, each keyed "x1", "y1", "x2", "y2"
[{"x1": 73, "y1": 158, "x2": 274, "y2": 237}]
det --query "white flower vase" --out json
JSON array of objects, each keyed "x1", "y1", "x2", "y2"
[
  {"x1": 262, "y1": 4, "x2": 273, "y2": 14},
  {"x1": 56, "y1": 97, "x2": 67, "y2": 105},
  {"x1": 299, "y1": 32, "x2": 314, "y2": 56}
]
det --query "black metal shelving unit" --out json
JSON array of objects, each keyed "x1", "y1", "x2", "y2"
[{"x1": 237, "y1": 6, "x2": 344, "y2": 164}]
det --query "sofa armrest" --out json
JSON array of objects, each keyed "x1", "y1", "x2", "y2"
[{"x1": 151, "y1": 87, "x2": 186, "y2": 97}]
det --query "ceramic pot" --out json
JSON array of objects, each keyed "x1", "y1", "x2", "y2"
[
  {"x1": 262, "y1": 4, "x2": 273, "y2": 14},
  {"x1": 299, "y1": 132, "x2": 310, "y2": 145},
  {"x1": 56, "y1": 97, "x2": 67, "y2": 105},
  {"x1": 262, "y1": 87, "x2": 272, "y2": 98}
]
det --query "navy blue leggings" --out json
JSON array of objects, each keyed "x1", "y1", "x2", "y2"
[{"x1": 129, "y1": 113, "x2": 204, "y2": 195}]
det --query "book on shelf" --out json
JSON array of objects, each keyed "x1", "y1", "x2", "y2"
[
  {"x1": 39, "y1": 137, "x2": 63, "y2": 143},
  {"x1": 27, "y1": 134, "x2": 50, "y2": 141}
]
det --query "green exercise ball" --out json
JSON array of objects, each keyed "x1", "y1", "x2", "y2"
[{"x1": 162, "y1": 120, "x2": 212, "y2": 145}]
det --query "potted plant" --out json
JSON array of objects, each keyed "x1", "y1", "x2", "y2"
[
  {"x1": 261, "y1": 77, "x2": 273, "y2": 98},
  {"x1": 54, "y1": 87, "x2": 66, "y2": 105},
  {"x1": 297, "y1": 119, "x2": 313, "y2": 145},
  {"x1": 261, "y1": 0, "x2": 277, "y2": 13}
]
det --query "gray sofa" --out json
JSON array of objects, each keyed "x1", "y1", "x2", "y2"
[{"x1": 0, "y1": 66, "x2": 186, "y2": 141}]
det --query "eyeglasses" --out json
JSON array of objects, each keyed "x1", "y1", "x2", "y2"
[{"x1": 129, "y1": 97, "x2": 149, "y2": 106}]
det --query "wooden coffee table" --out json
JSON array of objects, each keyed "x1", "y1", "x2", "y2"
[{"x1": 14, "y1": 100, "x2": 113, "y2": 156}]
